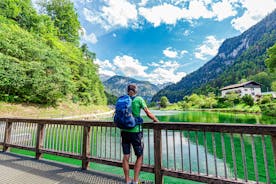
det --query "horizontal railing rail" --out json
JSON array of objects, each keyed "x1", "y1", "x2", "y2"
[{"x1": 0, "y1": 118, "x2": 275, "y2": 184}]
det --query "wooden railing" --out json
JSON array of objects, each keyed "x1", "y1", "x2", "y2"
[{"x1": 0, "y1": 118, "x2": 275, "y2": 184}]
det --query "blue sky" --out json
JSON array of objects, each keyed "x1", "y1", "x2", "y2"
[{"x1": 69, "y1": 0, "x2": 276, "y2": 84}]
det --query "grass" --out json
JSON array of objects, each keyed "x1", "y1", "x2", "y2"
[
  {"x1": 0, "y1": 101, "x2": 110, "y2": 119},
  {"x1": 159, "y1": 103, "x2": 262, "y2": 114}
]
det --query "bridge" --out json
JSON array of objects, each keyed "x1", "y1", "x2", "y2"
[{"x1": 0, "y1": 118, "x2": 275, "y2": 183}]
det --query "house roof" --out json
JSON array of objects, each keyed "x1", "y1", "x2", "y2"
[{"x1": 220, "y1": 81, "x2": 261, "y2": 91}]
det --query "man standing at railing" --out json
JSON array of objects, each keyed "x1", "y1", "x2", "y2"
[{"x1": 116, "y1": 84, "x2": 159, "y2": 184}]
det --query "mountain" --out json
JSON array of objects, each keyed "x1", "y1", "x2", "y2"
[
  {"x1": 103, "y1": 75, "x2": 159, "y2": 102},
  {"x1": 152, "y1": 10, "x2": 276, "y2": 103},
  {"x1": 99, "y1": 74, "x2": 111, "y2": 82},
  {"x1": 157, "y1": 82, "x2": 174, "y2": 90}
]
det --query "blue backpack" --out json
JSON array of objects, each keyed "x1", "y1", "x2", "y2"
[{"x1": 114, "y1": 95, "x2": 143, "y2": 129}]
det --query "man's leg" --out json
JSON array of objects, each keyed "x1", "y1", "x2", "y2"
[
  {"x1": 132, "y1": 132, "x2": 144, "y2": 183},
  {"x1": 123, "y1": 154, "x2": 131, "y2": 183},
  {"x1": 133, "y1": 155, "x2": 143, "y2": 182}
]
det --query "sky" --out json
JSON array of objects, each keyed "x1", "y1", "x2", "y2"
[{"x1": 69, "y1": 0, "x2": 276, "y2": 85}]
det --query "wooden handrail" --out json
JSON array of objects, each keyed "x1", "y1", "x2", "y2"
[{"x1": 0, "y1": 118, "x2": 275, "y2": 184}]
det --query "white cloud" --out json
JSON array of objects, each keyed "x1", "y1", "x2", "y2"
[
  {"x1": 139, "y1": 0, "x2": 148, "y2": 6},
  {"x1": 112, "y1": 33, "x2": 117, "y2": 37},
  {"x1": 96, "y1": 55, "x2": 185, "y2": 84},
  {"x1": 83, "y1": 0, "x2": 138, "y2": 30},
  {"x1": 163, "y1": 47, "x2": 188, "y2": 58},
  {"x1": 82, "y1": 0, "x2": 275, "y2": 31},
  {"x1": 180, "y1": 50, "x2": 188, "y2": 56},
  {"x1": 183, "y1": 30, "x2": 191, "y2": 36},
  {"x1": 113, "y1": 55, "x2": 148, "y2": 77},
  {"x1": 78, "y1": 0, "x2": 93, "y2": 4},
  {"x1": 195, "y1": 36, "x2": 223, "y2": 60},
  {"x1": 102, "y1": 0, "x2": 138, "y2": 27},
  {"x1": 212, "y1": 0, "x2": 237, "y2": 21},
  {"x1": 95, "y1": 59, "x2": 116, "y2": 76},
  {"x1": 163, "y1": 47, "x2": 178, "y2": 58},
  {"x1": 231, "y1": 0, "x2": 276, "y2": 32},
  {"x1": 139, "y1": 3, "x2": 184, "y2": 27},
  {"x1": 83, "y1": 8, "x2": 108, "y2": 29},
  {"x1": 149, "y1": 68, "x2": 186, "y2": 84},
  {"x1": 148, "y1": 60, "x2": 186, "y2": 84},
  {"x1": 138, "y1": 0, "x2": 235, "y2": 27},
  {"x1": 182, "y1": 0, "x2": 213, "y2": 20},
  {"x1": 80, "y1": 28, "x2": 98, "y2": 44}
]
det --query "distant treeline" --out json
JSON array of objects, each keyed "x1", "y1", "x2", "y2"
[{"x1": 0, "y1": 0, "x2": 106, "y2": 105}]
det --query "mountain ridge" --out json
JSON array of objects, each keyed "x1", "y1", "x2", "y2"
[
  {"x1": 104, "y1": 75, "x2": 168, "y2": 102},
  {"x1": 152, "y1": 10, "x2": 276, "y2": 102}
]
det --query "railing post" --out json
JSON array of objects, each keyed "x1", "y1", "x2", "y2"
[
  {"x1": 272, "y1": 134, "x2": 276, "y2": 173},
  {"x1": 35, "y1": 123, "x2": 45, "y2": 159},
  {"x1": 3, "y1": 119, "x2": 12, "y2": 152},
  {"x1": 82, "y1": 125, "x2": 91, "y2": 170},
  {"x1": 154, "y1": 124, "x2": 163, "y2": 184}
]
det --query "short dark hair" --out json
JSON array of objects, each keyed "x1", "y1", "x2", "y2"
[{"x1": 127, "y1": 84, "x2": 137, "y2": 93}]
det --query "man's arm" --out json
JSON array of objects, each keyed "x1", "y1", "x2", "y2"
[{"x1": 143, "y1": 107, "x2": 159, "y2": 122}]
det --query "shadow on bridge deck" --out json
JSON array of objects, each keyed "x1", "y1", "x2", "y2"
[{"x1": 0, "y1": 152, "x2": 130, "y2": 184}]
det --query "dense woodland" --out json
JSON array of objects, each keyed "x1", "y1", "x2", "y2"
[{"x1": 0, "y1": 0, "x2": 106, "y2": 105}]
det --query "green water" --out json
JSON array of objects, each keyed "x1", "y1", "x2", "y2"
[
  {"x1": 95, "y1": 111, "x2": 276, "y2": 183},
  {"x1": 148, "y1": 111, "x2": 276, "y2": 183},
  {"x1": 10, "y1": 111, "x2": 276, "y2": 183},
  {"x1": 147, "y1": 110, "x2": 276, "y2": 125}
]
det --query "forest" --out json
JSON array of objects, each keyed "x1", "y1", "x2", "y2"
[{"x1": 0, "y1": 0, "x2": 106, "y2": 106}]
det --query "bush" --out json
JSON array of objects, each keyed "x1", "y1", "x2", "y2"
[
  {"x1": 260, "y1": 103, "x2": 276, "y2": 117},
  {"x1": 260, "y1": 95, "x2": 273, "y2": 104},
  {"x1": 160, "y1": 96, "x2": 169, "y2": 108},
  {"x1": 242, "y1": 95, "x2": 254, "y2": 106}
]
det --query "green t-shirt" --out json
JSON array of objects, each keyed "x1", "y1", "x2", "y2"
[{"x1": 122, "y1": 96, "x2": 147, "y2": 133}]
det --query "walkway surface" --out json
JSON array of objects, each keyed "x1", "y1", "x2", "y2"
[{"x1": 0, "y1": 152, "x2": 151, "y2": 184}]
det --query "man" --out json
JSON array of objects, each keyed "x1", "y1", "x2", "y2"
[{"x1": 121, "y1": 84, "x2": 159, "y2": 184}]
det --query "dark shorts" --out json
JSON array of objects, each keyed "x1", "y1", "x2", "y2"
[{"x1": 121, "y1": 131, "x2": 143, "y2": 157}]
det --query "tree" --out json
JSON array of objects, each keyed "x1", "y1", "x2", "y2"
[
  {"x1": 205, "y1": 93, "x2": 218, "y2": 108},
  {"x1": 249, "y1": 72, "x2": 272, "y2": 92},
  {"x1": 265, "y1": 43, "x2": 276, "y2": 72},
  {"x1": 160, "y1": 96, "x2": 169, "y2": 108},
  {"x1": 272, "y1": 81, "x2": 276, "y2": 91},
  {"x1": 39, "y1": 0, "x2": 80, "y2": 45},
  {"x1": 81, "y1": 44, "x2": 96, "y2": 61},
  {"x1": 242, "y1": 94, "x2": 254, "y2": 106},
  {"x1": 226, "y1": 92, "x2": 240, "y2": 107},
  {"x1": 265, "y1": 43, "x2": 276, "y2": 92}
]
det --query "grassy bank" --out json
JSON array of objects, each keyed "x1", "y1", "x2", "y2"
[
  {"x1": 158, "y1": 103, "x2": 262, "y2": 114},
  {"x1": 0, "y1": 102, "x2": 110, "y2": 119}
]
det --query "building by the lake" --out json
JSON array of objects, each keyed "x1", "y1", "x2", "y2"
[{"x1": 220, "y1": 81, "x2": 262, "y2": 99}]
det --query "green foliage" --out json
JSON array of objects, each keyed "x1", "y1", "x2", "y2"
[
  {"x1": 259, "y1": 95, "x2": 273, "y2": 104},
  {"x1": 160, "y1": 96, "x2": 169, "y2": 108},
  {"x1": 260, "y1": 103, "x2": 276, "y2": 117},
  {"x1": 242, "y1": 95, "x2": 254, "y2": 106},
  {"x1": 39, "y1": 0, "x2": 80, "y2": 45},
  {"x1": 0, "y1": 0, "x2": 57, "y2": 36},
  {"x1": 179, "y1": 93, "x2": 217, "y2": 109},
  {"x1": 272, "y1": 81, "x2": 276, "y2": 91},
  {"x1": 249, "y1": 72, "x2": 272, "y2": 91},
  {"x1": 105, "y1": 91, "x2": 117, "y2": 105},
  {"x1": 265, "y1": 43, "x2": 276, "y2": 72},
  {"x1": 0, "y1": 24, "x2": 71, "y2": 104},
  {"x1": 204, "y1": 93, "x2": 218, "y2": 108},
  {"x1": 0, "y1": 2, "x2": 106, "y2": 106}
]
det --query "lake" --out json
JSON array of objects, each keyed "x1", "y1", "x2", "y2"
[
  {"x1": 10, "y1": 111, "x2": 276, "y2": 183},
  {"x1": 104, "y1": 110, "x2": 276, "y2": 183}
]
